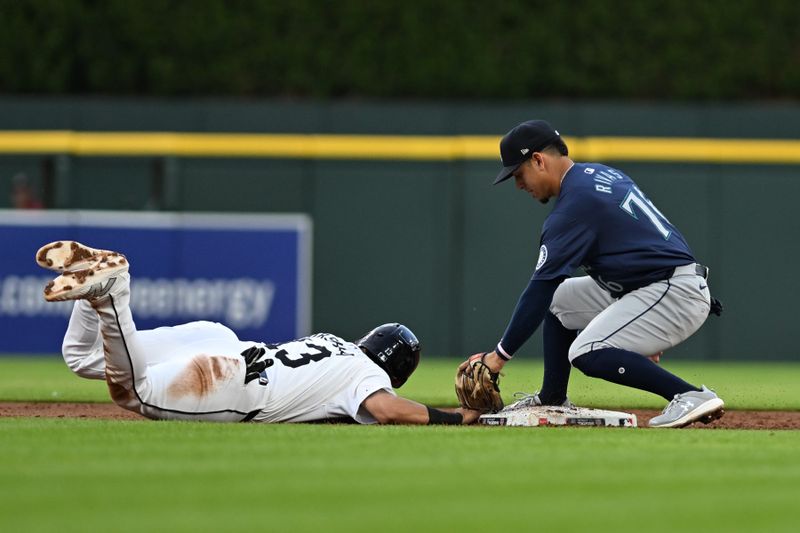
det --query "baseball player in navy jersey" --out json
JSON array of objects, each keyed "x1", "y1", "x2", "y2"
[
  {"x1": 459, "y1": 120, "x2": 725, "y2": 428},
  {"x1": 37, "y1": 241, "x2": 482, "y2": 425}
]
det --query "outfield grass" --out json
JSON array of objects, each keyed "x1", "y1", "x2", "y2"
[
  {"x1": 3, "y1": 355, "x2": 800, "y2": 410},
  {"x1": 1, "y1": 418, "x2": 798, "y2": 533},
  {"x1": 2, "y1": 356, "x2": 799, "y2": 533}
]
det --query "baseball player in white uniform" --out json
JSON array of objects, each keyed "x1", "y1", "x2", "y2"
[{"x1": 37, "y1": 241, "x2": 481, "y2": 425}]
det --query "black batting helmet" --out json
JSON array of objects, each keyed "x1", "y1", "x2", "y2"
[{"x1": 357, "y1": 323, "x2": 421, "y2": 388}]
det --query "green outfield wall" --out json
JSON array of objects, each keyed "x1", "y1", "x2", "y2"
[{"x1": 1, "y1": 98, "x2": 798, "y2": 361}]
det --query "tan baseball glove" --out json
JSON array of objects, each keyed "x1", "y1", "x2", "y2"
[{"x1": 455, "y1": 353, "x2": 504, "y2": 412}]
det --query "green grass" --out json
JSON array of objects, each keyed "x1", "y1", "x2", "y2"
[
  {"x1": 3, "y1": 355, "x2": 800, "y2": 410},
  {"x1": 0, "y1": 356, "x2": 110, "y2": 402},
  {"x1": 2, "y1": 356, "x2": 800, "y2": 532},
  {"x1": 1, "y1": 418, "x2": 798, "y2": 533},
  {"x1": 404, "y1": 358, "x2": 800, "y2": 410}
]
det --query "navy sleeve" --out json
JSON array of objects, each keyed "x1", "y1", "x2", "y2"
[
  {"x1": 533, "y1": 214, "x2": 595, "y2": 281},
  {"x1": 496, "y1": 278, "x2": 562, "y2": 359}
]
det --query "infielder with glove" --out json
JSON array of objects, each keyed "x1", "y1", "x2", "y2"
[
  {"x1": 456, "y1": 120, "x2": 725, "y2": 428},
  {"x1": 37, "y1": 241, "x2": 482, "y2": 425}
]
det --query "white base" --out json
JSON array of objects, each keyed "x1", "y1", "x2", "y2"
[{"x1": 479, "y1": 405, "x2": 637, "y2": 428}]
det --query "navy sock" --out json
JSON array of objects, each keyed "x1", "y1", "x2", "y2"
[
  {"x1": 538, "y1": 312, "x2": 575, "y2": 404},
  {"x1": 571, "y1": 347, "x2": 700, "y2": 401}
]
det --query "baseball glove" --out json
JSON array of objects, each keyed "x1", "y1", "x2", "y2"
[{"x1": 455, "y1": 353, "x2": 503, "y2": 412}]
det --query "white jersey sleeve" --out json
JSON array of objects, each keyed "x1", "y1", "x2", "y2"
[{"x1": 251, "y1": 333, "x2": 394, "y2": 424}]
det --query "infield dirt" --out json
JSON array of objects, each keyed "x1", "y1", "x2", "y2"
[{"x1": 1, "y1": 402, "x2": 798, "y2": 429}]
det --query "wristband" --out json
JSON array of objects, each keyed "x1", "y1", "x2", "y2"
[
  {"x1": 426, "y1": 406, "x2": 463, "y2": 425},
  {"x1": 496, "y1": 343, "x2": 512, "y2": 361}
]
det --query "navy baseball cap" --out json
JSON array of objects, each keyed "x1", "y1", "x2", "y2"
[{"x1": 493, "y1": 120, "x2": 562, "y2": 184}]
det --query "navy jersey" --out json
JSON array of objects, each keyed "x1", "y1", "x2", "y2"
[{"x1": 532, "y1": 163, "x2": 694, "y2": 297}]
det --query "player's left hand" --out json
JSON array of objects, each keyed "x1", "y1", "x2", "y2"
[
  {"x1": 455, "y1": 353, "x2": 504, "y2": 412},
  {"x1": 241, "y1": 346, "x2": 274, "y2": 384}
]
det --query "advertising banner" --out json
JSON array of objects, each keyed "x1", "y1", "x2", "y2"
[{"x1": 0, "y1": 210, "x2": 312, "y2": 354}]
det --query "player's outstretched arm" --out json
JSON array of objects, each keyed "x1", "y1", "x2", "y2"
[{"x1": 362, "y1": 390, "x2": 481, "y2": 425}]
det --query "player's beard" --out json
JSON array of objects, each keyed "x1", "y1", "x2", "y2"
[{"x1": 540, "y1": 198, "x2": 549, "y2": 204}]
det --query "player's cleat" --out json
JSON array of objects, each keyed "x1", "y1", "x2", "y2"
[
  {"x1": 505, "y1": 391, "x2": 575, "y2": 410},
  {"x1": 43, "y1": 252, "x2": 129, "y2": 302},
  {"x1": 648, "y1": 386, "x2": 725, "y2": 428},
  {"x1": 36, "y1": 241, "x2": 118, "y2": 272}
]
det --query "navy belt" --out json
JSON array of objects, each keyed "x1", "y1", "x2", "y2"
[
  {"x1": 670, "y1": 263, "x2": 708, "y2": 279},
  {"x1": 695, "y1": 264, "x2": 709, "y2": 279},
  {"x1": 672, "y1": 263, "x2": 709, "y2": 279}
]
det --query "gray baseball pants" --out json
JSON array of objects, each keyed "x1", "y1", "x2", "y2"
[{"x1": 549, "y1": 264, "x2": 711, "y2": 361}]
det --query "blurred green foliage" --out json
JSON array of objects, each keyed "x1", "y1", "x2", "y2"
[{"x1": 0, "y1": 0, "x2": 797, "y2": 99}]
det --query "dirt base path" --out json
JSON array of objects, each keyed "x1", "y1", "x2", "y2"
[
  {"x1": 1, "y1": 402, "x2": 799, "y2": 429},
  {"x1": 625, "y1": 409, "x2": 800, "y2": 430},
  {"x1": 1, "y1": 402, "x2": 142, "y2": 420}
]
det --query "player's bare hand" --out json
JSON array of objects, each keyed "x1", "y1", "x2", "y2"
[
  {"x1": 457, "y1": 407, "x2": 483, "y2": 425},
  {"x1": 241, "y1": 346, "x2": 274, "y2": 384},
  {"x1": 647, "y1": 351, "x2": 663, "y2": 364},
  {"x1": 482, "y1": 352, "x2": 506, "y2": 373}
]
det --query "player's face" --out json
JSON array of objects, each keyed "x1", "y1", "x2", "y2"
[{"x1": 513, "y1": 157, "x2": 553, "y2": 204}]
